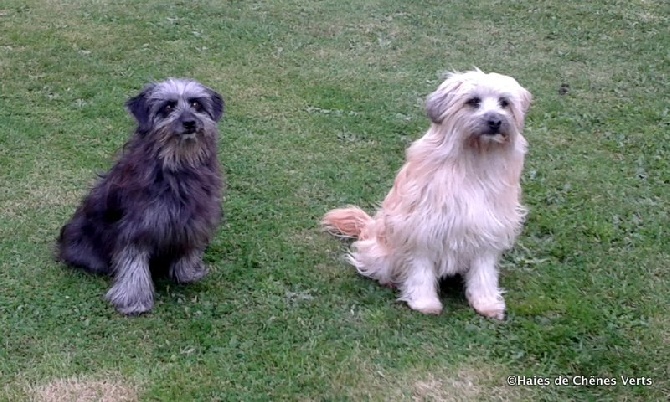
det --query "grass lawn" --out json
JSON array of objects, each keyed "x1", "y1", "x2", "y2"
[{"x1": 1, "y1": 0, "x2": 668, "y2": 400}]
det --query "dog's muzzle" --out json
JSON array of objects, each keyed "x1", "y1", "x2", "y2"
[
  {"x1": 480, "y1": 112, "x2": 509, "y2": 136},
  {"x1": 178, "y1": 112, "x2": 200, "y2": 139}
]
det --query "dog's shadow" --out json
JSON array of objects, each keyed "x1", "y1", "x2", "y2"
[
  {"x1": 150, "y1": 269, "x2": 208, "y2": 296},
  {"x1": 438, "y1": 274, "x2": 468, "y2": 303}
]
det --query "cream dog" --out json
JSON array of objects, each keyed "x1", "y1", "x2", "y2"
[{"x1": 321, "y1": 70, "x2": 531, "y2": 320}]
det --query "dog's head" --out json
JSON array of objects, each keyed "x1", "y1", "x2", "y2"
[
  {"x1": 125, "y1": 78, "x2": 225, "y2": 167},
  {"x1": 126, "y1": 78, "x2": 224, "y2": 137},
  {"x1": 426, "y1": 70, "x2": 531, "y2": 146}
]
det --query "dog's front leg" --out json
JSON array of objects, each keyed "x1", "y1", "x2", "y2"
[
  {"x1": 105, "y1": 247, "x2": 154, "y2": 315},
  {"x1": 169, "y1": 249, "x2": 208, "y2": 284},
  {"x1": 465, "y1": 252, "x2": 505, "y2": 320},
  {"x1": 399, "y1": 257, "x2": 443, "y2": 315}
]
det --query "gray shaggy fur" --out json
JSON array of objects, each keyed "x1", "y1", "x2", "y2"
[{"x1": 57, "y1": 78, "x2": 225, "y2": 315}]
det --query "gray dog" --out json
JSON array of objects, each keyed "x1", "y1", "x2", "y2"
[{"x1": 57, "y1": 78, "x2": 225, "y2": 315}]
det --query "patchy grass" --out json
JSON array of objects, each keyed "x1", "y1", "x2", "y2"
[
  {"x1": 27, "y1": 375, "x2": 139, "y2": 402},
  {"x1": 325, "y1": 359, "x2": 539, "y2": 401},
  {"x1": 1, "y1": 0, "x2": 668, "y2": 400}
]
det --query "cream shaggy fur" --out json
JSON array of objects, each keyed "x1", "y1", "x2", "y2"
[{"x1": 322, "y1": 70, "x2": 532, "y2": 319}]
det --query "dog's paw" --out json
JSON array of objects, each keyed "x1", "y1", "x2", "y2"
[
  {"x1": 105, "y1": 286, "x2": 154, "y2": 316},
  {"x1": 182, "y1": 264, "x2": 209, "y2": 284},
  {"x1": 470, "y1": 296, "x2": 506, "y2": 320},
  {"x1": 114, "y1": 301, "x2": 154, "y2": 316},
  {"x1": 406, "y1": 297, "x2": 444, "y2": 315},
  {"x1": 171, "y1": 261, "x2": 209, "y2": 284}
]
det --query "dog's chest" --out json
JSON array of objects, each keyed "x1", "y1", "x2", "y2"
[
  {"x1": 412, "y1": 180, "x2": 522, "y2": 253},
  {"x1": 142, "y1": 169, "x2": 222, "y2": 244}
]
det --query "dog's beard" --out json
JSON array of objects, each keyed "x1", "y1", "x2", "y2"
[
  {"x1": 445, "y1": 109, "x2": 520, "y2": 152},
  {"x1": 466, "y1": 131, "x2": 511, "y2": 150},
  {"x1": 152, "y1": 121, "x2": 217, "y2": 169}
]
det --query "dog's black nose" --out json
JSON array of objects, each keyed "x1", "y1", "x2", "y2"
[
  {"x1": 487, "y1": 116, "x2": 502, "y2": 131},
  {"x1": 182, "y1": 119, "x2": 196, "y2": 133}
]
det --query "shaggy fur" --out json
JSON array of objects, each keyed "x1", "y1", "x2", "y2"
[
  {"x1": 57, "y1": 78, "x2": 225, "y2": 315},
  {"x1": 321, "y1": 70, "x2": 532, "y2": 320}
]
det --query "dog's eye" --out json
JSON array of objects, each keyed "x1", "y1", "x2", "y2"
[
  {"x1": 161, "y1": 102, "x2": 177, "y2": 116},
  {"x1": 499, "y1": 97, "x2": 510, "y2": 108},
  {"x1": 466, "y1": 97, "x2": 481, "y2": 108},
  {"x1": 190, "y1": 100, "x2": 204, "y2": 112}
]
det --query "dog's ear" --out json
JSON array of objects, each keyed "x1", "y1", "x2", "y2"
[
  {"x1": 206, "y1": 89, "x2": 225, "y2": 122},
  {"x1": 426, "y1": 74, "x2": 465, "y2": 124},
  {"x1": 518, "y1": 87, "x2": 532, "y2": 115},
  {"x1": 125, "y1": 84, "x2": 155, "y2": 132}
]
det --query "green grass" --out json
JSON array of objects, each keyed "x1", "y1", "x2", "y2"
[{"x1": 1, "y1": 0, "x2": 668, "y2": 400}]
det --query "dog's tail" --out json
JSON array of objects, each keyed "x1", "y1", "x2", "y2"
[{"x1": 321, "y1": 206, "x2": 373, "y2": 240}]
